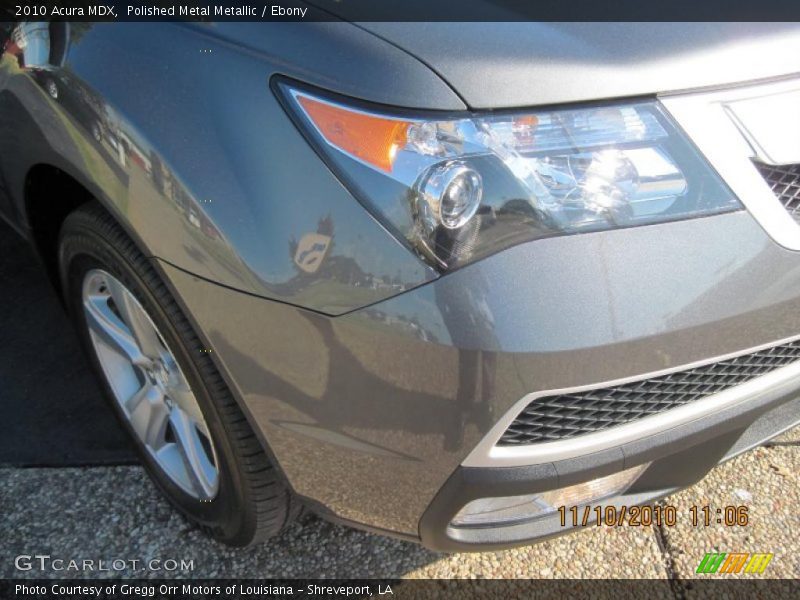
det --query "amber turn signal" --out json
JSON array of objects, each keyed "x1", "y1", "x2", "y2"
[{"x1": 297, "y1": 94, "x2": 409, "y2": 172}]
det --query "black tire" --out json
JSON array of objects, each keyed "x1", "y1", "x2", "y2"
[{"x1": 58, "y1": 202, "x2": 298, "y2": 546}]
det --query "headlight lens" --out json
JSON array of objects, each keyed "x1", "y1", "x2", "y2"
[{"x1": 280, "y1": 83, "x2": 740, "y2": 271}]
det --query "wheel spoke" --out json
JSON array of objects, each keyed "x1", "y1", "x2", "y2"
[
  {"x1": 105, "y1": 277, "x2": 165, "y2": 361},
  {"x1": 125, "y1": 381, "x2": 157, "y2": 413},
  {"x1": 170, "y1": 407, "x2": 218, "y2": 499},
  {"x1": 128, "y1": 385, "x2": 170, "y2": 450},
  {"x1": 83, "y1": 295, "x2": 150, "y2": 366},
  {"x1": 165, "y1": 369, "x2": 209, "y2": 437}
]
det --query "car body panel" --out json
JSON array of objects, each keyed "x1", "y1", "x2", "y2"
[
  {"x1": 190, "y1": 20, "x2": 467, "y2": 111},
  {"x1": 0, "y1": 22, "x2": 445, "y2": 315},
  {"x1": 354, "y1": 22, "x2": 800, "y2": 108},
  {"x1": 160, "y1": 210, "x2": 800, "y2": 535},
  {"x1": 4, "y1": 20, "x2": 800, "y2": 545}
]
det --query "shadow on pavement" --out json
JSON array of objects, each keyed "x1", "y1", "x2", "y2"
[{"x1": 0, "y1": 218, "x2": 136, "y2": 466}]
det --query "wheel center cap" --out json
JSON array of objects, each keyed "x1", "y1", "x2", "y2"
[
  {"x1": 155, "y1": 366, "x2": 169, "y2": 388},
  {"x1": 147, "y1": 363, "x2": 170, "y2": 389}
]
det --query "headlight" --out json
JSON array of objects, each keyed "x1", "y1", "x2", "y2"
[{"x1": 277, "y1": 82, "x2": 740, "y2": 271}]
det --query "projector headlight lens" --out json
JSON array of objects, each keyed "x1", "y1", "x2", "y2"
[
  {"x1": 279, "y1": 83, "x2": 740, "y2": 271},
  {"x1": 419, "y1": 162, "x2": 483, "y2": 231}
]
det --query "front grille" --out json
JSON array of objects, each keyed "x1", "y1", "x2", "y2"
[
  {"x1": 754, "y1": 161, "x2": 800, "y2": 224},
  {"x1": 499, "y1": 339, "x2": 800, "y2": 446}
]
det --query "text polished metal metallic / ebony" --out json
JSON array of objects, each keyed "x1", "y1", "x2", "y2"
[{"x1": 2, "y1": 21, "x2": 800, "y2": 551}]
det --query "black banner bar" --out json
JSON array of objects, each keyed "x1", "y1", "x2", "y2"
[
  {"x1": 2, "y1": 579, "x2": 799, "y2": 600},
  {"x1": 3, "y1": 0, "x2": 800, "y2": 22}
]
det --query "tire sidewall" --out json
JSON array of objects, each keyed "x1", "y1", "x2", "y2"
[{"x1": 58, "y1": 218, "x2": 255, "y2": 543}]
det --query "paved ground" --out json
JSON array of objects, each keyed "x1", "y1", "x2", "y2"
[
  {"x1": 1, "y1": 431, "x2": 798, "y2": 583},
  {"x1": 1, "y1": 219, "x2": 798, "y2": 584},
  {"x1": 663, "y1": 428, "x2": 800, "y2": 580}
]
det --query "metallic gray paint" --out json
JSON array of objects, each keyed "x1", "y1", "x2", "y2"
[
  {"x1": 194, "y1": 22, "x2": 467, "y2": 110},
  {"x1": 0, "y1": 22, "x2": 441, "y2": 315},
  {"x1": 161, "y1": 211, "x2": 800, "y2": 535},
  {"x1": 4, "y1": 21, "x2": 800, "y2": 543},
  {"x1": 357, "y1": 22, "x2": 800, "y2": 108}
]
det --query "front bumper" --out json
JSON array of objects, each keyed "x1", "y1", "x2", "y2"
[
  {"x1": 420, "y1": 358, "x2": 800, "y2": 551},
  {"x1": 158, "y1": 208, "x2": 800, "y2": 549}
]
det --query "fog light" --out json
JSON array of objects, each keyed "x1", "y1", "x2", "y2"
[{"x1": 451, "y1": 463, "x2": 649, "y2": 528}]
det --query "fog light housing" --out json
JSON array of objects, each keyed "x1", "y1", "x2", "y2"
[{"x1": 450, "y1": 463, "x2": 649, "y2": 528}]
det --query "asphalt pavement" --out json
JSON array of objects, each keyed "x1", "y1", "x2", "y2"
[{"x1": 0, "y1": 219, "x2": 135, "y2": 466}]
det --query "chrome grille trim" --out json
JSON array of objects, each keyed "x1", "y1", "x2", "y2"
[{"x1": 661, "y1": 77, "x2": 800, "y2": 252}]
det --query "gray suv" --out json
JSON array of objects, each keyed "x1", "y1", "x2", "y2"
[{"x1": 2, "y1": 19, "x2": 800, "y2": 551}]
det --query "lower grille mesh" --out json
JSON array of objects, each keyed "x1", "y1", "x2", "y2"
[
  {"x1": 754, "y1": 161, "x2": 800, "y2": 224},
  {"x1": 498, "y1": 339, "x2": 800, "y2": 446}
]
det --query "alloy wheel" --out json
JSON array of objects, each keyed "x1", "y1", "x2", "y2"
[{"x1": 82, "y1": 269, "x2": 219, "y2": 500}]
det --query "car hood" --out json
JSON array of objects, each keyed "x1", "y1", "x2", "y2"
[{"x1": 349, "y1": 22, "x2": 800, "y2": 109}]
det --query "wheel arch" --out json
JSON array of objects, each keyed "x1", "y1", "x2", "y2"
[
  {"x1": 23, "y1": 162, "x2": 154, "y2": 300},
  {"x1": 28, "y1": 174, "x2": 297, "y2": 506}
]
